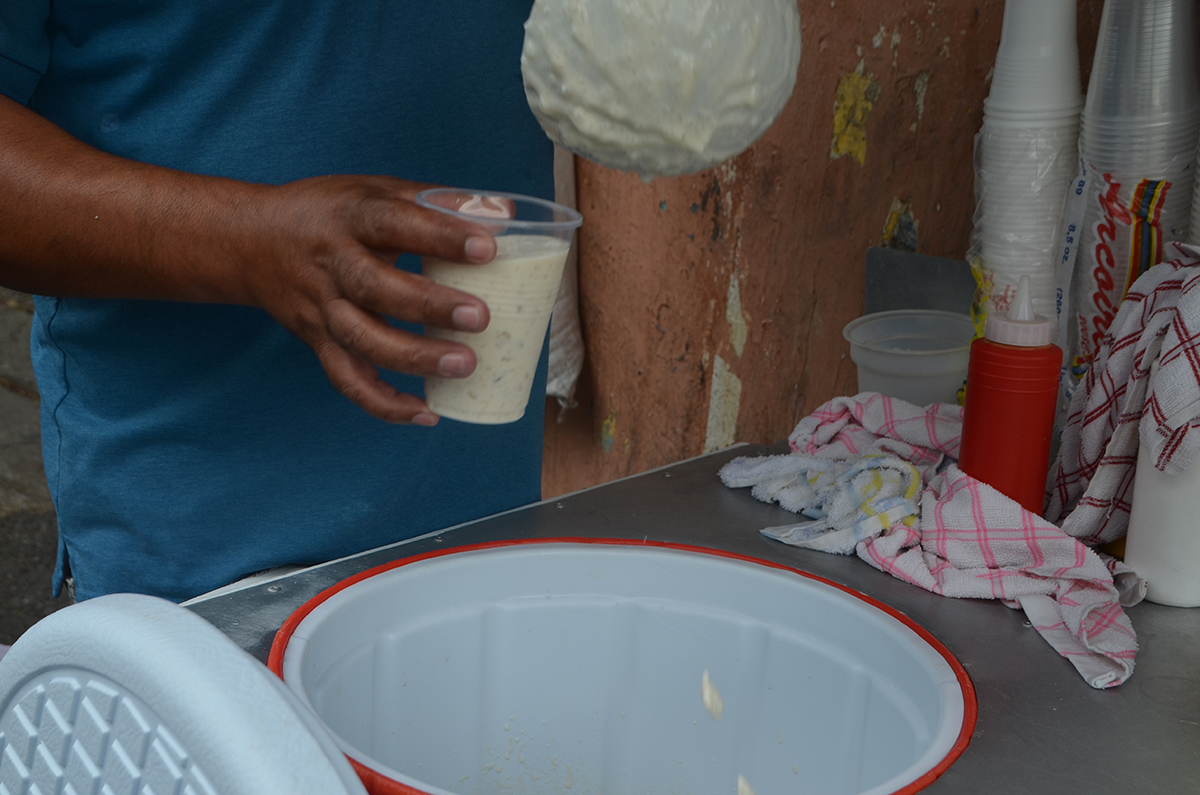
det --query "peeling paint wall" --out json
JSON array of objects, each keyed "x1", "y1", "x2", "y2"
[
  {"x1": 542, "y1": 0, "x2": 1106, "y2": 498},
  {"x1": 831, "y1": 61, "x2": 880, "y2": 166}
]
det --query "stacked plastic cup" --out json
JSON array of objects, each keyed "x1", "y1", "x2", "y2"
[
  {"x1": 1192, "y1": 153, "x2": 1200, "y2": 245},
  {"x1": 1079, "y1": 0, "x2": 1199, "y2": 235},
  {"x1": 1190, "y1": 133, "x2": 1200, "y2": 246},
  {"x1": 1069, "y1": 0, "x2": 1200, "y2": 368},
  {"x1": 972, "y1": 0, "x2": 1082, "y2": 322}
]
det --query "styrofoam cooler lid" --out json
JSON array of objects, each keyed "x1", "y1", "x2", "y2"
[
  {"x1": 0, "y1": 594, "x2": 367, "y2": 795},
  {"x1": 272, "y1": 540, "x2": 977, "y2": 795}
]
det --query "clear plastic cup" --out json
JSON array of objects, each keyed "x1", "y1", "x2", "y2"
[
  {"x1": 976, "y1": 246, "x2": 1061, "y2": 274},
  {"x1": 977, "y1": 232, "x2": 1066, "y2": 261},
  {"x1": 978, "y1": 193, "x2": 1067, "y2": 212},
  {"x1": 975, "y1": 143, "x2": 1076, "y2": 235},
  {"x1": 417, "y1": 189, "x2": 583, "y2": 424},
  {"x1": 1079, "y1": 0, "x2": 1200, "y2": 195},
  {"x1": 1080, "y1": 130, "x2": 1200, "y2": 170},
  {"x1": 980, "y1": 241, "x2": 1066, "y2": 265},
  {"x1": 985, "y1": 0, "x2": 1082, "y2": 113},
  {"x1": 1070, "y1": 177, "x2": 1192, "y2": 374},
  {"x1": 1073, "y1": 153, "x2": 1197, "y2": 226},
  {"x1": 1085, "y1": 0, "x2": 1200, "y2": 124},
  {"x1": 977, "y1": 138, "x2": 1079, "y2": 163},
  {"x1": 976, "y1": 171, "x2": 1077, "y2": 201},
  {"x1": 976, "y1": 192, "x2": 1070, "y2": 212},
  {"x1": 1082, "y1": 109, "x2": 1200, "y2": 135},
  {"x1": 1081, "y1": 114, "x2": 1200, "y2": 146},
  {"x1": 975, "y1": 126, "x2": 1079, "y2": 191},
  {"x1": 976, "y1": 221, "x2": 1068, "y2": 249},
  {"x1": 981, "y1": 123, "x2": 1080, "y2": 153},
  {"x1": 983, "y1": 102, "x2": 1082, "y2": 129},
  {"x1": 1191, "y1": 146, "x2": 1200, "y2": 245},
  {"x1": 843, "y1": 310, "x2": 975, "y2": 406}
]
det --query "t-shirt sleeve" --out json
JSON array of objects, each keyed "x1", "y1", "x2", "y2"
[{"x1": 0, "y1": 3, "x2": 51, "y2": 104}]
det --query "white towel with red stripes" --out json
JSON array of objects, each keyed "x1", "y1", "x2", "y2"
[
  {"x1": 720, "y1": 393, "x2": 1140, "y2": 689},
  {"x1": 1047, "y1": 242, "x2": 1200, "y2": 542}
]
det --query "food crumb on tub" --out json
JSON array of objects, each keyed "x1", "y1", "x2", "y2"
[{"x1": 701, "y1": 669, "x2": 724, "y2": 721}]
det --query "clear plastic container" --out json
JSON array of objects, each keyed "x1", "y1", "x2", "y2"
[{"x1": 842, "y1": 310, "x2": 975, "y2": 406}]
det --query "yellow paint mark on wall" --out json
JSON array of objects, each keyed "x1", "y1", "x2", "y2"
[
  {"x1": 600, "y1": 411, "x2": 617, "y2": 454},
  {"x1": 968, "y1": 254, "x2": 994, "y2": 338},
  {"x1": 726, "y1": 272, "x2": 748, "y2": 357},
  {"x1": 704, "y1": 356, "x2": 742, "y2": 453},
  {"x1": 830, "y1": 61, "x2": 881, "y2": 166},
  {"x1": 881, "y1": 197, "x2": 918, "y2": 252}
]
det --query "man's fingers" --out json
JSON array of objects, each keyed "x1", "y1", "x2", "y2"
[
  {"x1": 336, "y1": 263, "x2": 490, "y2": 332},
  {"x1": 356, "y1": 194, "x2": 496, "y2": 264},
  {"x1": 313, "y1": 339, "x2": 440, "y2": 425},
  {"x1": 323, "y1": 298, "x2": 478, "y2": 378}
]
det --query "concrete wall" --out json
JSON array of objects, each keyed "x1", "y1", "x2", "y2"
[{"x1": 543, "y1": 0, "x2": 1106, "y2": 498}]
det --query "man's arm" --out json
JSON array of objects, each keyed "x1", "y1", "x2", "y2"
[{"x1": 0, "y1": 94, "x2": 495, "y2": 425}]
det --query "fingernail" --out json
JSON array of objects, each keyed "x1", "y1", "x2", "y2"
[
  {"x1": 465, "y1": 235, "x2": 494, "y2": 262},
  {"x1": 452, "y1": 304, "x2": 484, "y2": 331},
  {"x1": 439, "y1": 351, "x2": 471, "y2": 377},
  {"x1": 412, "y1": 412, "x2": 439, "y2": 427}
]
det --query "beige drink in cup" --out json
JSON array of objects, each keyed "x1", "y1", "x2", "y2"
[{"x1": 417, "y1": 189, "x2": 582, "y2": 424}]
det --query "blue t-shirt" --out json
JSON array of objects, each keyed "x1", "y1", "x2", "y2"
[{"x1": 0, "y1": 1, "x2": 554, "y2": 601}]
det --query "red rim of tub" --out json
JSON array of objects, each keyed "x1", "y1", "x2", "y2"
[{"x1": 268, "y1": 537, "x2": 978, "y2": 795}]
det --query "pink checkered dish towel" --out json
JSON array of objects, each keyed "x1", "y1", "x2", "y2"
[
  {"x1": 721, "y1": 393, "x2": 1141, "y2": 689},
  {"x1": 1048, "y1": 242, "x2": 1200, "y2": 541}
]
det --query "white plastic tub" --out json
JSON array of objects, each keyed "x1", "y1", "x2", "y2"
[
  {"x1": 843, "y1": 310, "x2": 975, "y2": 406},
  {"x1": 272, "y1": 541, "x2": 974, "y2": 795}
]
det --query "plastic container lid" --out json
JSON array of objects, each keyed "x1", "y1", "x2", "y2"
[
  {"x1": 985, "y1": 274, "x2": 1053, "y2": 347},
  {"x1": 0, "y1": 594, "x2": 367, "y2": 795}
]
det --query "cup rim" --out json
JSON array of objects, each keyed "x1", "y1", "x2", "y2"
[
  {"x1": 842, "y1": 310, "x2": 975, "y2": 354},
  {"x1": 416, "y1": 188, "x2": 583, "y2": 232},
  {"x1": 1081, "y1": 111, "x2": 1200, "y2": 129},
  {"x1": 983, "y1": 100, "x2": 1083, "y2": 118}
]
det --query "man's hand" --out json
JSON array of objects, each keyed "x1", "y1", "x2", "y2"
[
  {"x1": 235, "y1": 175, "x2": 497, "y2": 424},
  {"x1": 0, "y1": 95, "x2": 493, "y2": 424}
]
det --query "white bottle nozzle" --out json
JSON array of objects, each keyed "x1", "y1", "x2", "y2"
[
  {"x1": 985, "y1": 274, "x2": 1053, "y2": 347},
  {"x1": 1008, "y1": 274, "x2": 1036, "y2": 322}
]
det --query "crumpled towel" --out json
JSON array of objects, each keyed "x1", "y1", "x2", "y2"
[
  {"x1": 785, "y1": 392, "x2": 962, "y2": 474},
  {"x1": 720, "y1": 393, "x2": 1139, "y2": 689},
  {"x1": 1048, "y1": 242, "x2": 1200, "y2": 544},
  {"x1": 721, "y1": 395, "x2": 961, "y2": 554},
  {"x1": 722, "y1": 453, "x2": 924, "y2": 554}
]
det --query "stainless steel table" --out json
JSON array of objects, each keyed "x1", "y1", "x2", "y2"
[{"x1": 188, "y1": 445, "x2": 1200, "y2": 794}]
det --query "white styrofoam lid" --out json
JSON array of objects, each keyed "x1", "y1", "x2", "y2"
[{"x1": 0, "y1": 593, "x2": 366, "y2": 795}]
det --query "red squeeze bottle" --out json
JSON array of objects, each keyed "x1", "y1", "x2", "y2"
[{"x1": 959, "y1": 275, "x2": 1063, "y2": 515}]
